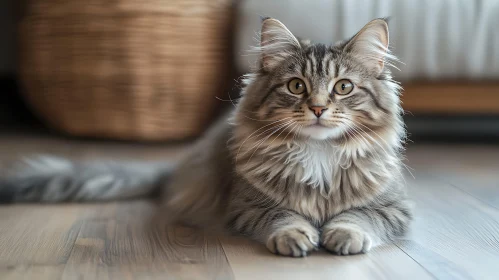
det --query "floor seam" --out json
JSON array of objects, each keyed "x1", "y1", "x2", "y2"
[
  {"x1": 394, "y1": 242, "x2": 438, "y2": 280},
  {"x1": 59, "y1": 219, "x2": 85, "y2": 279},
  {"x1": 217, "y1": 237, "x2": 237, "y2": 280}
]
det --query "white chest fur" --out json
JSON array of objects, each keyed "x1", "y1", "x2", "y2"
[{"x1": 283, "y1": 142, "x2": 337, "y2": 195}]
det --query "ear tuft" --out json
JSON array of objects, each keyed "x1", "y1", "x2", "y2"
[
  {"x1": 259, "y1": 18, "x2": 301, "y2": 71},
  {"x1": 344, "y1": 19, "x2": 392, "y2": 74},
  {"x1": 260, "y1": 15, "x2": 271, "y2": 23}
]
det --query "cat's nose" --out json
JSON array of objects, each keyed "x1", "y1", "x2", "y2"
[{"x1": 308, "y1": 106, "x2": 328, "y2": 118}]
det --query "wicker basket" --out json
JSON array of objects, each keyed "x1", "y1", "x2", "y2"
[{"x1": 18, "y1": 0, "x2": 232, "y2": 141}]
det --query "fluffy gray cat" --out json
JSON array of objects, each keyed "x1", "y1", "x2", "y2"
[{"x1": 0, "y1": 18, "x2": 411, "y2": 257}]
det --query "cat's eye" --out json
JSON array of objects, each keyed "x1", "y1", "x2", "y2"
[
  {"x1": 288, "y1": 78, "x2": 306, "y2": 95},
  {"x1": 333, "y1": 79, "x2": 354, "y2": 95}
]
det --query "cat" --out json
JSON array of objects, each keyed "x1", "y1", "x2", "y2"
[{"x1": 0, "y1": 18, "x2": 411, "y2": 257}]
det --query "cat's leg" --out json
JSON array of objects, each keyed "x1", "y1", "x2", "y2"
[
  {"x1": 321, "y1": 200, "x2": 411, "y2": 255},
  {"x1": 227, "y1": 207, "x2": 319, "y2": 257}
]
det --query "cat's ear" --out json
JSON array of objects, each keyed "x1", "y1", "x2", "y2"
[
  {"x1": 259, "y1": 18, "x2": 301, "y2": 71},
  {"x1": 344, "y1": 18, "x2": 390, "y2": 74}
]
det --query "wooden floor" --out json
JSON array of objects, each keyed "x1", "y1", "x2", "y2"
[{"x1": 0, "y1": 130, "x2": 498, "y2": 280}]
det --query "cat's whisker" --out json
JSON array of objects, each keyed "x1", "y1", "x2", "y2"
[
  {"x1": 350, "y1": 121, "x2": 414, "y2": 180},
  {"x1": 280, "y1": 123, "x2": 300, "y2": 146},
  {"x1": 215, "y1": 96, "x2": 239, "y2": 103},
  {"x1": 350, "y1": 124, "x2": 410, "y2": 182},
  {"x1": 246, "y1": 121, "x2": 292, "y2": 164},
  {"x1": 293, "y1": 125, "x2": 304, "y2": 142},
  {"x1": 342, "y1": 128, "x2": 367, "y2": 168},
  {"x1": 341, "y1": 122, "x2": 383, "y2": 168},
  {"x1": 348, "y1": 125, "x2": 387, "y2": 168},
  {"x1": 353, "y1": 121, "x2": 413, "y2": 178},
  {"x1": 344, "y1": 118, "x2": 391, "y2": 157},
  {"x1": 351, "y1": 121, "x2": 404, "y2": 164},
  {"x1": 350, "y1": 125, "x2": 392, "y2": 167},
  {"x1": 224, "y1": 90, "x2": 239, "y2": 109},
  {"x1": 242, "y1": 120, "x2": 294, "y2": 158},
  {"x1": 249, "y1": 119, "x2": 294, "y2": 142},
  {"x1": 353, "y1": 121, "x2": 391, "y2": 148},
  {"x1": 220, "y1": 91, "x2": 277, "y2": 122},
  {"x1": 235, "y1": 117, "x2": 292, "y2": 161},
  {"x1": 263, "y1": 121, "x2": 296, "y2": 153}
]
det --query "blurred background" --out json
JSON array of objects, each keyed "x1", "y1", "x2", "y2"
[{"x1": 1, "y1": 0, "x2": 499, "y2": 142}]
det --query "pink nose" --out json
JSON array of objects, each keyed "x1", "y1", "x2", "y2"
[{"x1": 309, "y1": 106, "x2": 328, "y2": 118}]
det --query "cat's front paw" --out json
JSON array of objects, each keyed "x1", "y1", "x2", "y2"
[
  {"x1": 266, "y1": 226, "x2": 319, "y2": 257},
  {"x1": 321, "y1": 225, "x2": 372, "y2": 255}
]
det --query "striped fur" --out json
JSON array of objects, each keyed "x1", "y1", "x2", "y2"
[{"x1": 0, "y1": 18, "x2": 411, "y2": 257}]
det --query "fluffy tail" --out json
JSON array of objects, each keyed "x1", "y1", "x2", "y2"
[{"x1": 0, "y1": 156, "x2": 174, "y2": 203}]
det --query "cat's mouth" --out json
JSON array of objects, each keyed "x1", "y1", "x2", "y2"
[
  {"x1": 306, "y1": 120, "x2": 334, "y2": 128},
  {"x1": 300, "y1": 122, "x2": 344, "y2": 140},
  {"x1": 308, "y1": 123, "x2": 328, "y2": 128}
]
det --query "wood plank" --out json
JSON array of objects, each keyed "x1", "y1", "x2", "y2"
[
  {"x1": 0, "y1": 265, "x2": 63, "y2": 280},
  {"x1": 434, "y1": 172, "x2": 499, "y2": 209},
  {"x1": 0, "y1": 200, "x2": 233, "y2": 280},
  {"x1": 407, "y1": 144, "x2": 499, "y2": 209},
  {"x1": 220, "y1": 235, "x2": 433, "y2": 280},
  {"x1": 399, "y1": 173, "x2": 499, "y2": 280},
  {"x1": 0, "y1": 204, "x2": 83, "y2": 265},
  {"x1": 402, "y1": 83, "x2": 499, "y2": 114},
  {"x1": 61, "y1": 201, "x2": 233, "y2": 280}
]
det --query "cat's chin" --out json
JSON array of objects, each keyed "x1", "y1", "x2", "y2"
[{"x1": 299, "y1": 125, "x2": 344, "y2": 140}]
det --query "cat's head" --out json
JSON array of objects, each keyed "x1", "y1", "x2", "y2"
[{"x1": 235, "y1": 18, "x2": 403, "y2": 144}]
